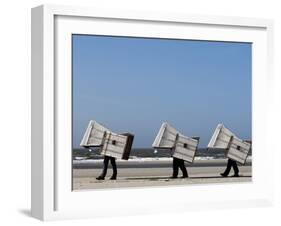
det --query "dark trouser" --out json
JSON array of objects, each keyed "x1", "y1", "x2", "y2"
[
  {"x1": 172, "y1": 157, "x2": 188, "y2": 178},
  {"x1": 99, "y1": 156, "x2": 117, "y2": 178},
  {"x1": 223, "y1": 158, "x2": 239, "y2": 176}
]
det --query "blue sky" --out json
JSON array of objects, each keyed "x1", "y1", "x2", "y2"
[{"x1": 72, "y1": 35, "x2": 252, "y2": 148}]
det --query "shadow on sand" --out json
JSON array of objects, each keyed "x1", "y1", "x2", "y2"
[{"x1": 124, "y1": 175, "x2": 251, "y2": 181}]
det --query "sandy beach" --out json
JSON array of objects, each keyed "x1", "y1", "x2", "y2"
[{"x1": 73, "y1": 158, "x2": 252, "y2": 190}]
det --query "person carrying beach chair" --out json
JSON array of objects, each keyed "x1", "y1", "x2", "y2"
[
  {"x1": 208, "y1": 124, "x2": 251, "y2": 177},
  {"x1": 152, "y1": 122, "x2": 200, "y2": 178},
  {"x1": 80, "y1": 120, "x2": 134, "y2": 180}
]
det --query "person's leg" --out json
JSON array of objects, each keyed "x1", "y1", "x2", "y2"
[
  {"x1": 178, "y1": 159, "x2": 188, "y2": 178},
  {"x1": 96, "y1": 156, "x2": 109, "y2": 180},
  {"x1": 172, "y1": 157, "x2": 179, "y2": 178},
  {"x1": 221, "y1": 158, "x2": 232, "y2": 177},
  {"x1": 232, "y1": 160, "x2": 239, "y2": 176},
  {"x1": 110, "y1": 157, "x2": 117, "y2": 180}
]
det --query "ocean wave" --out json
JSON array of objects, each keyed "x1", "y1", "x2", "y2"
[{"x1": 74, "y1": 156, "x2": 224, "y2": 163}]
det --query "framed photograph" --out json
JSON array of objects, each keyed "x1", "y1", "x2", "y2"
[{"x1": 31, "y1": 4, "x2": 274, "y2": 221}]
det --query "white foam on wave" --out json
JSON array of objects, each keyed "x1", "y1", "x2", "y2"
[{"x1": 72, "y1": 156, "x2": 232, "y2": 164}]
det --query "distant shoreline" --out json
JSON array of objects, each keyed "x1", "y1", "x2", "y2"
[
  {"x1": 73, "y1": 147, "x2": 252, "y2": 160},
  {"x1": 73, "y1": 158, "x2": 252, "y2": 169}
]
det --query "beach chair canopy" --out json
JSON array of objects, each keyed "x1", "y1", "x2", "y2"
[{"x1": 80, "y1": 120, "x2": 110, "y2": 147}]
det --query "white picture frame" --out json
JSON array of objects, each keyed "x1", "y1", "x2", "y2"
[{"x1": 31, "y1": 4, "x2": 274, "y2": 221}]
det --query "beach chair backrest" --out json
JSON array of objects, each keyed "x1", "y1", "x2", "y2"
[{"x1": 100, "y1": 132, "x2": 134, "y2": 160}]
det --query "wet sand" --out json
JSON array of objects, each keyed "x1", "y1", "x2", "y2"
[{"x1": 73, "y1": 159, "x2": 252, "y2": 190}]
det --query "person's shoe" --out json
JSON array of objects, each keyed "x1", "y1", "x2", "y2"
[
  {"x1": 110, "y1": 176, "x2": 117, "y2": 180},
  {"x1": 231, "y1": 174, "x2": 240, "y2": 177},
  {"x1": 170, "y1": 175, "x2": 177, "y2": 179},
  {"x1": 181, "y1": 175, "x2": 188, "y2": 178},
  {"x1": 96, "y1": 176, "x2": 105, "y2": 180},
  {"x1": 220, "y1": 173, "x2": 228, "y2": 177}
]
